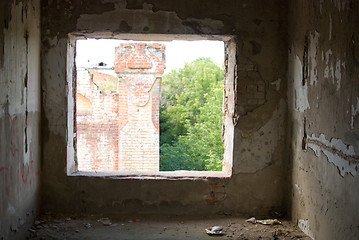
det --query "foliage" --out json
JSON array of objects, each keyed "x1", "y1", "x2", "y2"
[{"x1": 159, "y1": 58, "x2": 224, "y2": 171}]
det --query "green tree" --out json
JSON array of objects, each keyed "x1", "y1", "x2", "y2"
[{"x1": 159, "y1": 58, "x2": 224, "y2": 171}]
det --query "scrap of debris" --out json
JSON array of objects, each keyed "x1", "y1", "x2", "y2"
[
  {"x1": 97, "y1": 217, "x2": 112, "y2": 226},
  {"x1": 205, "y1": 225, "x2": 224, "y2": 235},
  {"x1": 246, "y1": 217, "x2": 282, "y2": 225}
]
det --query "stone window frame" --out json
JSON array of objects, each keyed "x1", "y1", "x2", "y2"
[{"x1": 66, "y1": 33, "x2": 237, "y2": 179}]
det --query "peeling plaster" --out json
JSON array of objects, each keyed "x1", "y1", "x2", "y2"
[
  {"x1": 309, "y1": 31, "x2": 319, "y2": 86},
  {"x1": 289, "y1": 46, "x2": 310, "y2": 112},
  {"x1": 351, "y1": 97, "x2": 359, "y2": 129},
  {"x1": 334, "y1": 59, "x2": 342, "y2": 90},
  {"x1": 298, "y1": 219, "x2": 315, "y2": 240},
  {"x1": 307, "y1": 133, "x2": 359, "y2": 176},
  {"x1": 323, "y1": 49, "x2": 333, "y2": 81},
  {"x1": 76, "y1": 8, "x2": 224, "y2": 35},
  {"x1": 323, "y1": 48, "x2": 344, "y2": 91},
  {"x1": 271, "y1": 78, "x2": 281, "y2": 91}
]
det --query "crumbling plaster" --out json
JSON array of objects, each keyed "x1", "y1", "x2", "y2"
[
  {"x1": 41, "y1": 0, "x2": 288, "y2": 217},
  {"x1": 288, "y1": 0, "x2": 359, "y2": 239},
  {"x1": 0, "y1": 0, "x2": 41, "y2": 239}
]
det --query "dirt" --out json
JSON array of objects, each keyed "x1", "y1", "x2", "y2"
[{"x1": 26, "y1": 214, "x2": 311, "y2": 240}]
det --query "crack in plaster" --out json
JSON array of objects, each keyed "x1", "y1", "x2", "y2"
[{"x1": 307, "y1": 133, "x2": 359, "y2": 177}]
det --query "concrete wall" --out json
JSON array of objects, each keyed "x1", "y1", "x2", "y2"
[
  {"x1": 0, "y1": 0, "x2": 41, "y2": 239},
  {"x1": 41, "y1": 0, "x2": 288, "y2": 217},
  {"x1": 288, "y1": 0, "x2": 359, "y2": 239}
]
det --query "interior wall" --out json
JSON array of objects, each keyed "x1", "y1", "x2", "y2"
[
  {"x1": 0, "y1": 0, "x2": 41, "y2": 239},
  {"x1": 41, "y1": 0, "x2": 289, "y2": 217},
  {"x1": 288, "y1": 0, "x2": 359, "y2": 239}
]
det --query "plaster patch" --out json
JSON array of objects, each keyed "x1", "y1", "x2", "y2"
[
  {"x1": 288, "y1": 46, "x2": 310, "y2": 112},
  {"x1": 334, "y1": 59, "x2": 341, "y2": 90},
  {"x1": 307, "y1": 133, "x2": 359, "y2": 176},
  {"x1": 291, "y1": 50, "x2": 310, "y2": 112},
  {"x1": 309, "y1": 31, "x2": 319, "y2": 86},
  {"x1": 351, "y1": 97, "x2": 359, "y2": 129},
  {"x1": 271, "y1": 78, "x2": 281, "y2": 91},
  {"x1": 236, "y1": 99, "x2": 286, "y2": 173},
  {"x1": 323, "y1": 49, "x2": 334, "y2": 82},
  {"x1": 298, "y1": 219, "x2": 315, "y2": 240}
]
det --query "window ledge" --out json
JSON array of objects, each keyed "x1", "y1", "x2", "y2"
[{"x1": 69, "y1": 170, "x2": 232, "y2": 180}]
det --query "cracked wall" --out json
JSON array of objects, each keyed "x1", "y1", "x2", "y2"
[
  {"x1": 288, "y1": 0, "x2": 359, "y2": 239},
  {"x1": 41, "y1": 0, "x2": 289, "y2": 217},
  {"x1": 0, "y1": 0, "x2": 41, "y2": 239}
]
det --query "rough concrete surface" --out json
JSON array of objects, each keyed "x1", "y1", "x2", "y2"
[
  {"x1": 26, "y1": 215, "x2": 310, "y2": 240},
  {"x1": 0, "y1": 0, "x2": 41, "y2": 239}
]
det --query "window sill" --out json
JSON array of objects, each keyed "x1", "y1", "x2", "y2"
[{"x1": 68, "y1": 170, "x2": 232, "y2": 180}]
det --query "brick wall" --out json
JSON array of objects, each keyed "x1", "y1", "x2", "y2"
[
  {"x1": 115, "y1": 42, "x2": 165, "y2": 172},
  {"x1": 76, "y1": 42, "x2": 165, "y2": 172},
  {"x1": 76, "y1": 68, "x2": 120, "y2": 172}
]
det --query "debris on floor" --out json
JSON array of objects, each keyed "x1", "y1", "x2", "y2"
[
  {"x1": 205, "y1": 225, "x2": 224, "y2": 235},
  {"x1": 84, "y1": 223, "x2": 92, "y2": 228},
  {"x1": 26, "y1": 215, "x2": 311, "y2": 240},
  {"x1": 97, "y1": 217, "x2": 112, "y2": 226},
  {"x1": 246, "y1": 217, "x2": 282, "y2": 225}
]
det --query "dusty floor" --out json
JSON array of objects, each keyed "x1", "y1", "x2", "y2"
[{"x1": 26, "y1": 214, "x2": 310, "y2": 240}]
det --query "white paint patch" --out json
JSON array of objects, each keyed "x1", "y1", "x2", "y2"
[
  {"x1": 289, "y1": 46, "x2": 310, "y2": 112},
  {"x1": 298, "y1": 219, "x2": 315, "y2": 240},
  {"x1": 334, "y1": 59, "x2": 341, "y2": 90},
  {"x1": 7, "y1": 204, "x2": 16, "y2": 215},
  {"x1": 351, "y1": 97, "x2": 359, "y2": 129},
  {"x1": 307, "y1": 133, "x2": 358, "y2": 176},
  {"x1": 271, "y1": 78, "x2": 281, "y2": 91},
  {"x1": 309, "y1": 31, "x2": 320, "y2": 86},
  {"x1": 323, "y1": 49, "x2": 345, "y2": 90},
  {"x1": 323, "y1": 49, "x2": 334, "y2": 83}
]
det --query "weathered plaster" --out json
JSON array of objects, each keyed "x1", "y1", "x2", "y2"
[
  {"x1": 289, "y1": 0, "x2": 359, "y2": 239},
  {"x1": 309, "y1": 31, "x2": 319, "y2": 86},
  {"x1": 289, "y1": 46, "x2": 310, "y2": 112},
  {"x1": 351, "y1": 97, "x2": 359, "y2": 129},
  {"x1": 307, "y1": 133, "x2": 358, "y2": 176},
  {"x1": 235, "y1": 99, "x2": 286, "y2": 173},
  {"x1": 0, "y1": 0, "x2": 41, "y2": 239}
]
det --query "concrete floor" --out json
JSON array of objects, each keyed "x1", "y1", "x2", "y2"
[{"x1": 26, "y1": 215, "x2": 310, "y2": 240}]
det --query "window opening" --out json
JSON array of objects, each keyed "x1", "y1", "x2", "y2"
[{"x1": 67, "y1": 34, "x2": 235, "y2": 178}]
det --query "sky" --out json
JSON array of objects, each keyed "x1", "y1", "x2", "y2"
[{"x1": 76, "y1": 39, "x2": 224, "y2": 73}]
